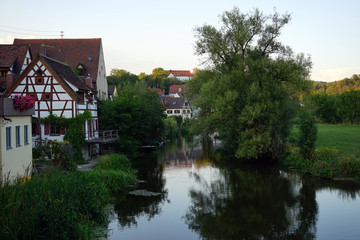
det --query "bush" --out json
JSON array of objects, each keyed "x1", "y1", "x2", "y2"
[
  {"x1": 94, "y1": 154, "x2": 132, "y2": 172},
  {"x1": 92, "y1": 154, "x2": 137, "y2": 192},
  {"x1": 32, "y1": 147, "x2": 42, "y2": 159},
  {"x1": 51, "y1": 140, "x2": 77, "y2": 171},
  {"x1": 0, "y1": 171, "x2": 109, "y2": 240}
]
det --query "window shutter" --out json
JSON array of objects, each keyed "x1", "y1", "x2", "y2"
[
  {"x1": 60, "y1": 127, "x2": 66, "y2": 135},
  {"x1": 45, "y1": 123, "x2": 50, "y2": 135}
]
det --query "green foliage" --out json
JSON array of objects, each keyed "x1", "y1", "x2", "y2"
[
  {"x1": 164, "y1": 117, "x2": 179, "y2": 139},
  {"x1": 87, "y1": 170, "x2": 136, "y2": 193},
  {"x1": 305, "y1": 93, "x2": 341, "y2": 123},
  {"x1": 98, "y1": 85, "x2": 166, "y2": 158},
  {"x1": 297, "y1": 108, "x2": 318, "y2": 157},
  {"x1": 94, "y1": 154, "x2": 132, "y2": 172},
  {"x1": 51, "y1": 140, "x2": 77, "y2": 171},
  {"x1": 107, "y1": 68, "x2": 139, "y2": 87},
  {"x1": 63, "y1": 111, "x2": 91, "y2": 162},
  {"x1": 39, "y1": 111, "x2": 91, "y2": 162},
  {"x1": 189, "y1": 7, "x2": 312, "y2": 161},
  {"x1": 313, "y1": 73, "x2": 360, "y2": 94},
  {"x1": 32, "y1": 147, "x2": 42, "y2": 159},
  {"x1": 336, "y1": 90, "x2": 360, "y2": 124},
  {"x1": 91, "y1": 154, "x2": 137, "y2": 192},
  {"x1": 0, "y1": 171, "x2": 109, "y2": 240}
]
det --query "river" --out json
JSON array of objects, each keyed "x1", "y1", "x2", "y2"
[{"x1": 107, "y1": 138, "x2": 360, "y2": 240}]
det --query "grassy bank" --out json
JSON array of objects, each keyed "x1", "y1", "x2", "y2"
[
  {"x1": 0, "y1": 154, "x2": 137, "y2": 240},
  {"x1": 285, "y1": 124, "x2": 360, "y2": 180}
]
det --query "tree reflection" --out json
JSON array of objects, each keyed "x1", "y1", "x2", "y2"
[
  {"x1": 184, "y1": 165, "x2": 318, "y2": 240},
  {"x1": 112, "y1": 153, "x2": 168, "y2": 229}
]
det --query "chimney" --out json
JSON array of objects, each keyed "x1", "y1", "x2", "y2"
[
  {"x1": 85, "y1": 75, "x2": 92, "y2": 88},
  {"x1": 6, "y1": 70, "x2": 15, "y2": 90}
]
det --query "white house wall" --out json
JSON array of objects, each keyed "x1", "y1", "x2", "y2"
[{"x1": 96, "y1": 42, "x2": 108, "y2": 100}]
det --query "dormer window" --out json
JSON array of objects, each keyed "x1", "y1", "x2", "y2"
[{"x1": 76, "y1": 64, "x2": 86, "y2": 76}]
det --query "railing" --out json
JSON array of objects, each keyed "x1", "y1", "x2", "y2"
[
  {"x1": 98, "y1": 130, "x2": 119, "y2": 141},
  {"x1": 86, "y1": 130, "x2": 119, "y2": 143}
]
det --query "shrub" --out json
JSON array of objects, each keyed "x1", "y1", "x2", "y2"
[
  {"x1": 51, "y1": 140, "x2": 77, "y2": 171},
  {"x1": 297, "y1": 108, "x2": 318, "y2": 158},
  {"x1": 32, "y1": 147, "x2": 42, "y2": 159},
  {"x1": 94, "y1": 154, "x2": 132, "y2": 172}
]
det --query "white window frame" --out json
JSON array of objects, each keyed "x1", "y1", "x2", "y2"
[
  {"x1": 15, "y1": 125, "x2": 21, "y2": 147},
  {"x1": 6, "y1": 126, "x2": 12, "y2": 149},
  {"x1": 24, "y1": 124, "x2": 29, "y2": 145}
]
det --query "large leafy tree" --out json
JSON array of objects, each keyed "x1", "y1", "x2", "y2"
[
  {"x1": 188, "y1": 7, "x2": 312, "y2": 160},
  {"x1": 99, "y1": 84, "x2": 166, "y2": 157}
]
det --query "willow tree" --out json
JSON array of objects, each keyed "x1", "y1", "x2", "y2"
[{"x1": 188, "y1": 7, "x2": 312, "y2": 160}]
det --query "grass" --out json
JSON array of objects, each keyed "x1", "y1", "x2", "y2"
[
  {"x1": 0, "y1": 153, "x2": 137, "y2": 240},
  {"x1": 315, "y1": 124, "x2": 360, "y2": 156},
  {"x1": 287, "y1": 124, "x2": 360, "y2": 180}
]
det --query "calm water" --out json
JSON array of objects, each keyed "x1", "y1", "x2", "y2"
[{"x1": 108, "y1": 139, "x2": 360, "y2": 240}]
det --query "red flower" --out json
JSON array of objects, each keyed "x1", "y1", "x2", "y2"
[{"x1": 13, "y1": 95, "x2": 35, "y2": 111}]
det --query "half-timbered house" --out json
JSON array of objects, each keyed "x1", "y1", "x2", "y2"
[
  {"x1": 13, "y1": 38, "x2": 108, "y2": 100},
  {"x1": 6, "y1": 54, "x2": 100, "y2": 159}
]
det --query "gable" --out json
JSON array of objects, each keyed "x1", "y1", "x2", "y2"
[{"x1": 13, "y1": 39, "x2": 101, "y2": 81}]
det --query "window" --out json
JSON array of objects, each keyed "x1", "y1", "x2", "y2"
[
  {"x1": 16, "y1": 125, "x2": 21, "y2": 147},
  {"x1": 183, "y1": 110, "x2": 186, "y2": 113},
  {"x1": 42, "y1": 93, "x2": 52, "y2": 101},
  {"x1": 187, "y1": 110, "x2": 191, "y2": 113},
  {"x1": 24, "y1": 125, "x2": 29, "y2": 145},
  {"x1": 6, "y1": 126, "x2": 12, "y2": 149},
  {"x1": 36, "y1": 69, "x2": 43, "y2": 84},
  {"x1": 174, "y1": 110, "x2": 180, "y2": 114},
  {"x1": 50, "y1": 122, "x2": 61, "y2": 135},
  {"x1": 167, "y1": 110, "x2": 173, "y2": 114}
]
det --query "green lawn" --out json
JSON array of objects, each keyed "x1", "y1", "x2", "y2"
[{"x1": 315, "y1": 124, "x2": 360, "y2": 156}]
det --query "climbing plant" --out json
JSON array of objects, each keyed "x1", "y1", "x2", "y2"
[{"x1": 39, "y1": 111, "x2": 92, "y2": 162}]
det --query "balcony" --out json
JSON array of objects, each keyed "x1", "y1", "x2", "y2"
[{"x1": 86, "y1": 130, "x2": 119, "y2": 143}]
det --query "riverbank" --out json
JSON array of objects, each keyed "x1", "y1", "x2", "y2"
[
  {"x1": 0, "y1": 154, "x2": 137, "y2": 240},
  {"x1": 284, "y1": 124, "x2": 360, "y2": 181}
]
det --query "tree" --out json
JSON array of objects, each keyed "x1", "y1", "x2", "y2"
[
  {"x1": 107, "y1": 68, "x2": 139, "y2": 87},
  {"x1": 306, "y1": 93, "x2": 341, "y2": 123},
  {"x1": 151, "y1": 67, "x2": 169, "y2": 79},
  {"x1": 98, "y1": 84, "x2": 166, "y2": 158},
  {"x1": 188, "y1": 7, "x2": 312, "y2": 160},
  {"x1": 337, "y1": 90, "x2": 360, "y2": 124}
]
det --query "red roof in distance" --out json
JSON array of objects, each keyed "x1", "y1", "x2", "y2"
[{"x1": 167, "y1": 70, "x2": 194, "y2": 77}]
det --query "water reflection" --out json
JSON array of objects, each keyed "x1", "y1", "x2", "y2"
[
  {"x1": 112, "y1": 153, "x2": 168, "y2": 229},
  {"x1": 184, "y1": 165, "x2": 318, "y2": 240},
  {"x1": 109, "y1": 138, "x2": 360, "y2": 240}
]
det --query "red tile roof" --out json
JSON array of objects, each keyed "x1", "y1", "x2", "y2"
[
  {"x1": 13, "y1": 38, "x2": 101, "y2": 82},
  {"x1": 168, "y1": 70, "x2": 194, "y2": 77},
  {"x1": 169, "y1": 85, "x2": 186, "y2": 95},
  {"x1": 0, "y1": 44, "x2": 29, "y2": 75},
  {"x1": 148, "y1": 88, "x2": 165, "y2": 96}
]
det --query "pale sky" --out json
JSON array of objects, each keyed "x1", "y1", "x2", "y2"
[{"x1": 1, "y1": 0, "x2": 360, "y2": 82}]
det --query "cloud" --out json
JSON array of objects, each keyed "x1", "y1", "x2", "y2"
[{"x1": 311, "y1": 66, "x2": 360, "y2": 82}]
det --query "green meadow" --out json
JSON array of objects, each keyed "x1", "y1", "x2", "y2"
[{"x1": 315, "y1": 124, "x2": 360, "y2": 156}]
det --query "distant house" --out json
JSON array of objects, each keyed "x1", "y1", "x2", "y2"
[
  {"x1": 5, "y1": 54, "x2": 102, "y2": 159},
  {"x1": 0, "y1": 44, "x2": 32, "y2": 93},
  {"x1": 169, "y1": 85, "x2": 186, "y2": 98},
  {"x1": 13, "y1": 38, "x2": 108, "y2": 100},
  {"x1": 108, "y1": 85, "x2": 117, "y2": 100},
  {"x1": 149, "y1": 88, "x2": 165, "y2": 96},
  {"x1": 0, "y1": 97, "x2": 34, "y2": 183},
  {"x1": 160, "y1": 96, "x2": 191, "y2": 120},
  {"x1": 167, "y1": 70, "x2": 194, "y2": 82}
]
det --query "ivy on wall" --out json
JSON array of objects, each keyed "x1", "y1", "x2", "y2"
[{"x1": 37, "y1": 110, "x2": 92, "y2": 161}]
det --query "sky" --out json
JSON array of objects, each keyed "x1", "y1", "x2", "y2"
[{"x1": 1, "y1": 0, "x2": 360, "y2": 82}]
